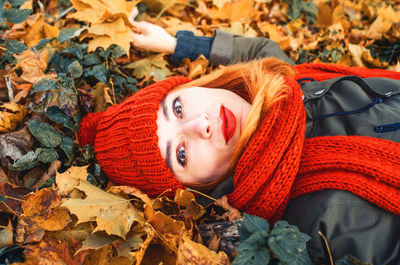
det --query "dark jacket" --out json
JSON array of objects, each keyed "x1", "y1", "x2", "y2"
[{"x1": 172, "y1": 30, "x2": 400, "y2": 264}]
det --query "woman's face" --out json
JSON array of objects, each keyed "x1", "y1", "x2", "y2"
[{"x1": 157, "y1": 86, "x2": 251, "y2": 184}]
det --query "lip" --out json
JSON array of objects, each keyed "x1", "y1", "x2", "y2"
[{"x1": 219, "y1": 105, "x2": 236, "y2": 144}]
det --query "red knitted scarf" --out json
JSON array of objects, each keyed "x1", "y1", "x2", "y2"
[{"x1": 228, "y1": 63, "x2": 400, "y2": 222}]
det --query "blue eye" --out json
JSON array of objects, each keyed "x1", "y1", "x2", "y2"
[
  {"x1": 176, "y1": 144, "x2": 186, "y2": 167},
  {"x1": 173, "y1": 97, "x2": 183, "y2": 118}
]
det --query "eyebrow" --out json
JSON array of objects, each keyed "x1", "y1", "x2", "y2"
[
  {"x1": 166, "y1": 140, "x2": 176, "y2": 175},
  {"x1": 161, "y1": 97, "x2": 169, "y2": 122}
]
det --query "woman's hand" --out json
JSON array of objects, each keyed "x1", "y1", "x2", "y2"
[{"x1": 129, "y1": 7, "x2": 177, "y2": 54}]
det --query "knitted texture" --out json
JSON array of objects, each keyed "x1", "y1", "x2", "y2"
[
  {"x1": 228, "y1": 63, "x2": 400, "y2": 222},
  {"x1": 77, "y1": 76, "x2": 191, "y2": 197}
]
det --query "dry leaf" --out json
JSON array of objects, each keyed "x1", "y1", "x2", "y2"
[
  {"x1": 213, "y1": 0, "x2": 231, "y2": 9},
  {"x1": 90, "y1": 82, "x2": 114, "y2": 113},
  {"x1": 21, "y1": 188, "x2": 71, "y2": 241},
  {"x1": 214, "y1": 196, "x2": 242, "y2": 222},
  {"x1": 0, "y1": 102, "x2": 27, "y2": 133},
  {"x1": 0, "y1": 220, "x2": 13, "y2": 248},
  {"x1": 61, "y1": 180, "x2": 144, "y2": 239},
  {"x1": 56, "y1": 165, "x2": 89, "y2": 196},
  {"x1": 14, "y1": 237, "x2": 88, "y2": 265},
  {"x1": 15, "y1": 49, "x2": 56, "y2": 84},
  {"x1": 209, "y1": 0, "x2": 256, "y2": 22},
  {"x1": 176, "y1": 236, "x2": 230, "y2": 265},
  {"x1": 0, "y1": 126, "x2": 33, "y2": 168},
  {"x1": 183, "y1": 55, "x2": 209, "y2": 79}
]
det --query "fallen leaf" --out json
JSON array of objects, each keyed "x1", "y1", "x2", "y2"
[
  {"x1": 0, "y1": 126, "x2": 33, "y2": 168},
  {"x1": 0, "y1": 102, "x2": 27, "y2": 133},
  {"x1": 14, "y1": 236, "x2": 88, "y2": 265},
  {"x1": 90, "y1": 82, "x2": 114, "y2": 112},
  {"x1": 210, "y1": 0, "x2": 256, "y2": 22},
  {"x1": 183, "y1": 55, "x2": 209, "y2": 79},
  {"x1": 213, "y1": 0, "x2": 231, "y2": 9},
  {"x1": 124, "y1": 54, "x2": 172, "y2": 81},
  {"x1": 15, "y1": 49, "x2": 56, "y2": 84},
  {"x1": 20, "y1": 188, "x2": 71, "y2": 243},
  {"x1": 56, "y1": 165, "x2": 89, "y2": 196},
  {"x1": 0, "y1": 220, "x2": 13, "y2": 248},
  {"x1": 176, "y1": 236, "x2": 230, "y2": 265},
  {"x1": 61, "y1": 180, "x2": 144, "y2": 239},
  {"x1": 0, "y1": 182, "x2": 30, "y2": 215},
  {"x1": 214, "y1": 196, "x2": 242, "y2": 222}
]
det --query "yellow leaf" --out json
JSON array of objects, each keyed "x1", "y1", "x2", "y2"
[
  {"x1": 210, "y1": 0, "x2": 256, "y2": 22},
  {"x1": 176, "y1": 236, "x2": 230, "y2": 265},
  {"x1": 213, "y1": 0, "x2": 231, "y2": 9},
  {"x1": 183, "y1": 55, "x2": 209, "y2": 79},
  {"x1": 366, "y1": 6, "x2": 398, "y2": 39},
  {"x1": 61, "y1": 180, "x2": 144, "y2": 239},
  {"x1": 56, "y1": 165, "x2": 89, "y2": 196},
  {"x1": 0, "y1": 102, "x2": 27, "y2": 134},
  {"x1": 125, "y1": 54, "x2": 172, "y2": 81},
  {"x1": 0, "y1": 220, "x2": 13, "y2": 248}
]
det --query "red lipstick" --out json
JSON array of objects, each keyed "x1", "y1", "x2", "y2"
[{"x1": 219, "y1": 105, "x2": 236, "y2": 144}]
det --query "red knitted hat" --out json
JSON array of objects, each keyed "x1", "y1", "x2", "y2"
[{"x1": 77, "y1": 76, "x2": 191, "y2": 196}]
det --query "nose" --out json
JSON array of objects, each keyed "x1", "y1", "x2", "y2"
[{"x1": 181, "y1": 113, "x2": 211, "y2": 139}]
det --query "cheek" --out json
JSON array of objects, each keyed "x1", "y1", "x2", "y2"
[{"x1": 190, "y1": 143, "x2": 232, "y2": 182}]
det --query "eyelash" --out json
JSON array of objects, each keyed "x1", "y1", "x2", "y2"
[
  {"x1": 176, "y1": 143, "x2": 186, "y2": 167},
  {"x1": 172, "y1": 96, "x2": 187, "y2": 167},
  {"x1": 173, "y1": 97, "x2": 183, "y2": 118}
]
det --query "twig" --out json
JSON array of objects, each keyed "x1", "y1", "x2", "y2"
[
  {"x1": 56, "y1": 6, "x2": 75, "y2": 21},
  {"x1": 4, "y1": 75, "x2": 14, "y2": 102},
  {"x1": 106, "y1": 58, "x2": 116, "y2": 105},
  {"x1": 186, "y1": 187, "x2": 217, "y2": 202},
  {"x1": 3, "y1": 195, "x2": 25, "y2": 202},
  {"x1": 1, "y1": 202, "x2": 19, "y2": 216},
  {"x1": 318, "y1": 230, "x2": 334, "y2": 265}
]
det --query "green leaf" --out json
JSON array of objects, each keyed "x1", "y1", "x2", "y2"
[
  {"x1": 36, "y1": 148, "x2": 58, "y2": 163},
  {"x1": 28, "y1": 119, "x2": 63, "y2": 148},
  {"x1": 268, "y1": 221, "x2": 312, "y2": 265},
  {"x1": 11, "y1": 151, "x2": 38, "y2": 171},
  {"x1": 108, "y1": 45, "x2": 126, "y2": 58},
  {"x1": 46, "y1": 106, "x2": 77, "y2": 131},
  {"x1": 58, "y1": 28, "x2": 79, "y2": 43},
  {"x1": 60, "y1": 136, "x2": 75, "y2": 164},
  {"x1": 84, "y1": 64, "x2": 108, "y2": 83},
  {"x1": 6, "y1": 39, "x2": 26, "y2": 54},
  {"x1": 0, "y1": 195, "x2": 6, "y2": 202},
  {"x1": 83, "y1": 53, "x2": 101, "y2": 66},
  {"x1": 4, "y1": 8, "x2": 32, "y2": 24},
  {"x1": 9, "y1": 0, "x2": 27, "y2": 7},
  {"x1": 32, "y1": 78, "x2": 57, "y2": 92},
  {"x1": 238, "y1": 213, "x2": 269, "y2": 242},
  {"x1": 233, "y1": 231, "x2": 270, "y2": 265},
  {"x1": 68, "y1": 60, "x2": 83, "y2": 79}
]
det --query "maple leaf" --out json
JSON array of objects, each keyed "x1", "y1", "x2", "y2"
[
  {"x1": 68, "y1": 0, "x2": 136, "y2": 55},
  {"x1": 124, "y1": 54, "x2": 172, "y2": 81},
  {"x1": 18, "y1": 187, "x2": 71, "y2": 244},
  {"x1": 61, "y1": 180, "x2": 145, "y2": 239},
  {"x1": 56, "y1": 165, "x2": 89, "y2": 196}
]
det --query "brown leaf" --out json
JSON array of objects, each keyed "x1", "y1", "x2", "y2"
[
  {"x1": 14, "y1": 237, "x2": 88, "y2": 265},
  {"x1": 176, "y1": 236, "x2": 230, "y2": 265},
  {"x1": 20, "y1": 187, "x2": 71, "y2": 243},
  {"x1": 15, "y1": 49, "x2": 56, "y2": 84},
  {"x1": 0, "y1": 126, "x2": 33, "y2": 169},
  {"x1": 214, "y1": 196, "x2": 242, "y2": 222},
  {"x1": 0, "y1": 219, "x2": 13, "y2": 248},
  {"x1": 183, "y1": 55, "x2": 210, "y2": 79},
  {"x1": 90, "y1": 82, "x2": 114, "y2": 113},
  {"x1": 0, "y1": 182, "x2": 30, "y2": 215}
]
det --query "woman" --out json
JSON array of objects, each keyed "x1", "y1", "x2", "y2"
[{"x1": 78, "y1": 17, "x2": 400, "y2": 264}]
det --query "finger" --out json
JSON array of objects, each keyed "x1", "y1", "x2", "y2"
[{"x1": 129, "y1": 6, "x2": 139, "y2": 25}]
